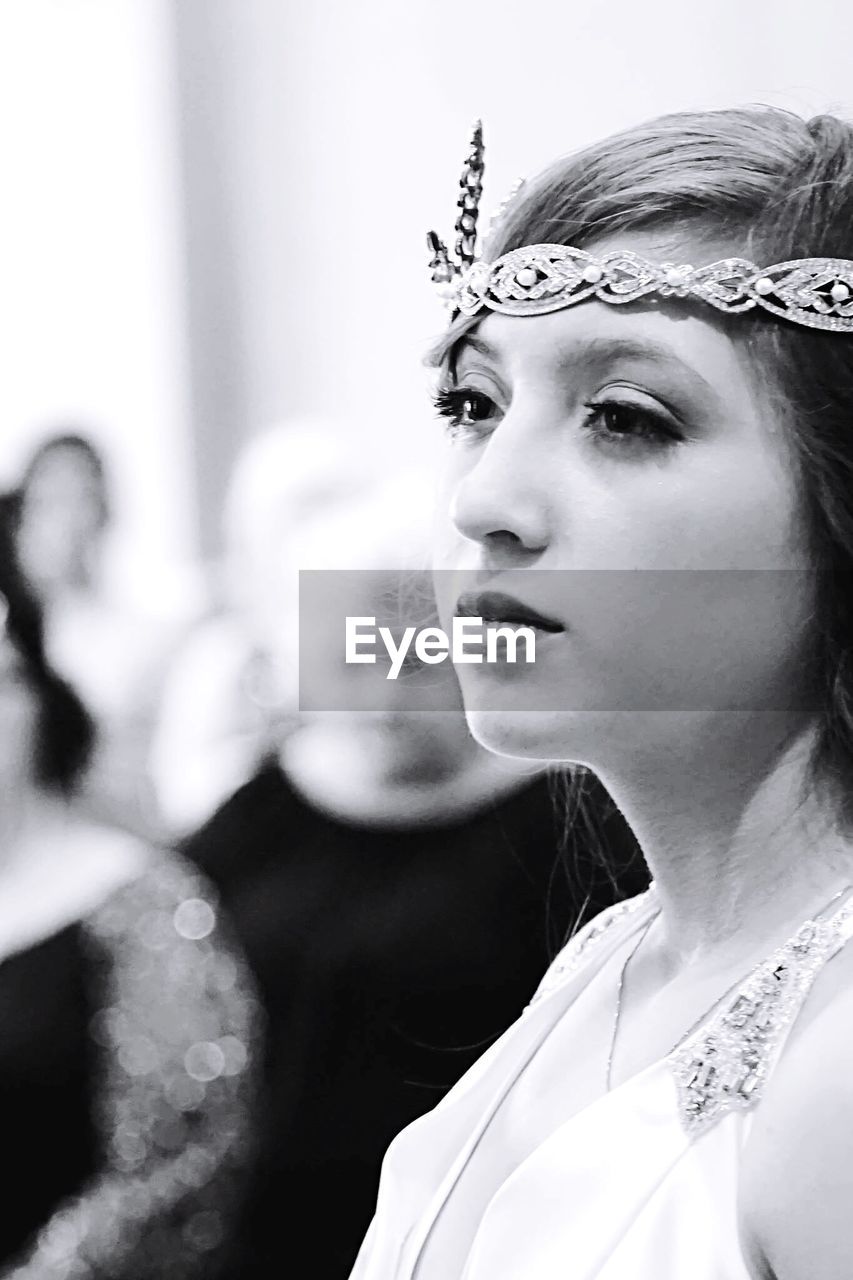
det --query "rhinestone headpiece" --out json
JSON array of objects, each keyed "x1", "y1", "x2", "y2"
[
  {"x1": 428, "y1": 125, "x2": 853, "y2": 334},
  {"x1": 427, "y1": 119, "x2": 486, "y2": 290}
]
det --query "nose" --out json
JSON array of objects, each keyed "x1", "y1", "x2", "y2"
[{"x1": 450, "y1": 422, "x2": 552, "y2": 564}]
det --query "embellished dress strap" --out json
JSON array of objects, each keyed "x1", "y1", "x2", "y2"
[
  {"x1": 529, "y1": 887, "x2": 658, "y2": 1008},
  {"x1": 670, "y1": 888, "x2": 853, "y2": 1137}
]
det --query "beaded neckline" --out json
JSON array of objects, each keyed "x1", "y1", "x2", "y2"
[
  {"x1": 671, "y1": 889, "x2": 853, "y2": 1134},
  {"x1": 529, "y1": 884, "x2": 853, "y2": 1137}
]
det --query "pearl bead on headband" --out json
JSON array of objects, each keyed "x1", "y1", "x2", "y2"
[{"x1": 427, "y1": 123, "x2": 853, "y2": 334}]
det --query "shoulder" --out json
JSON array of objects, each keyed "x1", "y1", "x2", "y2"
[
  {"x1": 66, "y1": 818, "x2": 152, "y2": 885},
  {"x1": 0, "y1": 818, "x2": 152, "y2": 962},
  {"x1": 740, "y1": 938, "x2": 853, "y2": 1279}
]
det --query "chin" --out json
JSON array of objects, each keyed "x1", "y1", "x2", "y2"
[
  {"x1": 464, "y1": 708, "x2": 585, "y2": 764},
  {"x1": 464, "y1": 703, "x2": 666, "y2": 770}
]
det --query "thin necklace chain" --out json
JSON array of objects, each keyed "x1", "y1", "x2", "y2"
[{"x1": 604, "y1": 882, "x2": 853, "y2": 1093}]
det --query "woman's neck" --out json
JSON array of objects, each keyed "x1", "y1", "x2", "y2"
[{"x1": 600, "y1": 713, "x2": 853, "y2": 972}]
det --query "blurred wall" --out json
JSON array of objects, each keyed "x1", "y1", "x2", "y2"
[
  {"x1": 4, "y1": 0, "x2": 853, "y2": 572},
  {"x1": 0, "y1": 0, "x2": 196, "y2": 607},
  {"x1": 170, "y1": 0, "x2": 853, "y2": 550}
]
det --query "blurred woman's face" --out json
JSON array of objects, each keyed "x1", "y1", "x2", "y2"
[
  {"x1": 17, "y1": 447, "x2": 107, "y2": 590},
  {"x1": 432, "y1": 236, "x2": 815, "y2": 768}
]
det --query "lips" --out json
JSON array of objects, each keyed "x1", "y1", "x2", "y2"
[{"x1": 455, "y1": 590, "x2": 565, "y2": 633}]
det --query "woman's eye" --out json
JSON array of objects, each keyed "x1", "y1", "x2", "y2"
[
  {"x1": 582, "y1": 399, "x2": 682, "y2": 448},
  {"x1": 432, "y1": 386, "x2": 499, "y2": 439}
]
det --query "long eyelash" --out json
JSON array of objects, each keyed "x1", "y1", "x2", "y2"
[
  {"x1": 433, "y1": 386, "x2": 680, "y2": 448},
  {"x1": 432, "y1": 386, "x2": 464, "y2": 420},
  {"x1": 431, "y1": 385, "x2": 495, "y2": 439},
  {"x1": 582, "y1": 398, "x2": 682, "y2": 446}
]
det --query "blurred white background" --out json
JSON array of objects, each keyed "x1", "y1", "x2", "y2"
[{"x1": 0, "y1": 0, "x2": 850, "y2": 587}]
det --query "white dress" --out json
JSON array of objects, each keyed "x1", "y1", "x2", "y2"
[{"x1": 349, "y1": 885, "x2": 853, "y2": 1279}]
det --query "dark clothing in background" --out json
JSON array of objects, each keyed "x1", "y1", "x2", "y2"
[
  {"x1": 183, "y1": 760, "x2": 647, "y2": 1279},
  {"x1": 0, "y1": 925, "x2": 98, "y2": 1260}
]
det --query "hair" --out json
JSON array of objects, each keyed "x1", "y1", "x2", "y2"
[
  {"x1": 17, "y1": 431, "x2": 110, "y2": 529},
  {"x1": 431, "y1": 105, "x2": 853, "y2": 839},
  {"x1": 0, "y1": 494, "x2": 96, "y2": 792}
]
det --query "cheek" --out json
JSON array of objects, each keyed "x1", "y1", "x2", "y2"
[
  {"x1": 567, "y1": 442, "x2": 803, "y2": 572},
  {"x1": 567, "y1": 569, "x2": 813, "y2": 711},
  {"x1": 670, "y1": 455, "x2": 799, "y2": 570},
  {"x1": 432, "y1": 488, "x2": 477, "y2": 636},
  {"x1": 464, "y1": 708, "x2": 561, "y2": 761},
  {"x1": 431, "y1": 565, "x2": 464, "y2": 643},
  {"x1": 432, "y1": 457, "x2": 467, "y2": 558}
]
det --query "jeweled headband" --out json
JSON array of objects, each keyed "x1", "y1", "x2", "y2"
[{"x1": 427, "y1": 122, "x2": 853, "y2": 334}]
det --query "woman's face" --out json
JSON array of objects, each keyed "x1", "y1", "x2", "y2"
[
  {"x1": 18, "y1": 447, "x2": 106, "y2": 590},
  {"x1": 433, "y1": 239, "x2": 815, "y2": 767}
]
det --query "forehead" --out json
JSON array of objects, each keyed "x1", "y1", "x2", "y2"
[
  {"x1": 29, "y1": 448, "x2": 100, "y2": 487},
  {"x1": 457, "y1": 227, "x2": 764, "y2": 393},
  {"x1": 463, "y1": 302, "x2": 753, "y2": 399}
]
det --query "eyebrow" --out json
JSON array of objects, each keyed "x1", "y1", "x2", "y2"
[
  {"x1": 453, "y1": 333, "x2": 719, "y2": 400},
  {"x1": 454, "y1": 334, "x2": 501, "y2": 363}
]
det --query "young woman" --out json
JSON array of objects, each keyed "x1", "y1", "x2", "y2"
[
  {"x1": 8, "y1": 433, "x2": 188, "y2": 843},
  {"x1": 350, "y1": 107, "x2": 853, "y2": 1279},
  {"x1": 0, "y1": 503, "x2": 260, "y2": 1277}
]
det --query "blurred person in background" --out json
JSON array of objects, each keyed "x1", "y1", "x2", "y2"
[
  {"x1": 12, "y1": 433, "x2": 109, "y2": 602},
  {"x1": 0, "y1": 501, "x2": 260, "y2": 1278},
  {"x1": 149, "y1": 419, "x2": 374, "y2": 836},
  {"x1": 181, "y1": 467, "x2": 647, "y2": 1279},
  {"x1": 8, "y1": 431, "x2": 189, "y2": 840}
]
